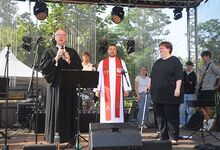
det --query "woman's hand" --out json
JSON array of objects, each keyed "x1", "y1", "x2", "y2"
[{"x1": 174, "y1": 88, "x2": 180, "y2": 97}]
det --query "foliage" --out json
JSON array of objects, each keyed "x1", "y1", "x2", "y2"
[
  {"x1": 0, "y1": 0, "x2": 16, "y2": 27},
  {"x1": 4, "y1": 2, "x2": 170, "y2": 90},
  {"x1": 107, "y1": 8, "x2": 171, "y2": 86},
  {"x1": 39, "y1": 4, "x2": 105, "y2": 63},
  {"x1": 198, "y1": 19, "x2": 220, "y2": 64},
  {"x1": 0, "y1": 0, "x2": 17, "y2": 50},
  {"x1": 0, "y1": 26, "x2": 16, "y2": 50},
  {"x1": 16, "y1": 12, "x2": 39, "y2": 66}
]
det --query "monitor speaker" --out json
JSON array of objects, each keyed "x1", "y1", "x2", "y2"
[
  {"x1": 88, "y1": 122, "x2": 142, "y2": 150},
  {"x1": 23, "y1": 144, "x2": 57, "y2": 150},
  {"x1": 142, "y1": 140, "x2": 172, "y2": 150}
]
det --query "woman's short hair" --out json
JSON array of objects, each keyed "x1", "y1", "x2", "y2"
[
  {"x1": 159, "y1": 41, "x2": 173, "y2": 54},
  {"x1": 82, "y1": 52, "x2": 91, "y2": 58}
]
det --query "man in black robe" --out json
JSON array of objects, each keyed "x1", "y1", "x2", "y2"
[{"x1": 40, "y1": 29, "x2": 83, "y2": 143}]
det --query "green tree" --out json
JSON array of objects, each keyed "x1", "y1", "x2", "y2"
[
  {"x1": 16, "y1": 12, "x2": 39, "y2": 66},
  {"x1": 39, "y1": 3, "x2": 107, "y2": 63},
  {"x1": 0, "y1": 0, "x2": 17, "y2": 49},
  {"x1": 109, "y1": 8, "x2": 171, "y2": 85},
  {"x1": 198, "y1": 19, "x2": 220, "y2": 64},
  {"x1": 0, "y1": 0, "x2": 16, "y2": 26}
]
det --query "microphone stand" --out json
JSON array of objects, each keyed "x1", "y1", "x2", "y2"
[
  {"x1": 30, "y1": 37, "x2": 42, "y2": 144},
  {"x1": 2, "y1": 44, "x2": 11, "y2": 150},
  {"x1": 120, "y1": 59, "x2": 130, "y2": 123},
  {"x1": 121, "y1": 70, "x2": 130, "y2": 88}
]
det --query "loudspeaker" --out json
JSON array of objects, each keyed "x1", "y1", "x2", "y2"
[
  {"x1": 88, "y1": 122, "x2": 143, "y2": 150},
  {"x1": 17, "y1": 103, "x2": 35, "y2": 129},
  {"x1": 0, "y1": 77, "x2": 9, "y2": 98},
  {"x1": 31, "y1": 112, "x2": 45, "y2": 133},
  {"x1": 80, "y1": 111, "x2": 99, "y2": 133},
  {"x1": 142, "y1": 140, "x2": 172, "y2": 150},
  {"x1": 0, "y1": 102, "x2": 17, "y2": 128},
  {"x1": 23, "y1": 144, "x2": 57, "y2": 150}
]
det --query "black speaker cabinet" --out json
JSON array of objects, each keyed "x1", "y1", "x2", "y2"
[
  {"x1": 17, "y1": 103, "x2": 35, "y2": 128},
  {"x1": 31, "y1": 112, "x2": 45, "y2": 133},
  {"x1": 88, "y1": 122, "x2": 143, "y2": 150},
  {"x1": 0, "y1": 77, "x2": 9, "y2": 99},
  {"x1": 23, "y1": 144, "x2": 57, "y2": 150},
  {"x1": 80, "y1": 111, "x2": 99, "y2": 132},
  {"x1": 142, "y1": 140, "x2": 172, "y2": 150}
]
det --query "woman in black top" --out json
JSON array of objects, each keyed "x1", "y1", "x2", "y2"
[{"x1": 150, "y1": 42, "x2": 183, "y2": 145}]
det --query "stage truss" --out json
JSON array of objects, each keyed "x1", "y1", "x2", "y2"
[{"x1": 15, "y1": 0, "x2": 205, "y2": 8}]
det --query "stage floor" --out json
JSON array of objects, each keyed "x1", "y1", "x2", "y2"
[{"x1": 0, "y1": 128, "x2": 220, "y2": 150}]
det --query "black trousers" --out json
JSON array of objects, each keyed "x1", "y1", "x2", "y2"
[
  {"x1": 197, "y1": 90, "x2": 215, "y2": 101},
  {"x1": 154, "y1": 103, "x2": 180, "y2": 141}
]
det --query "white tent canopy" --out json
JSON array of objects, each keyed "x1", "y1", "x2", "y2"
[{"x1": 0, "y1": 48, "x2": 42, "y2": 78}]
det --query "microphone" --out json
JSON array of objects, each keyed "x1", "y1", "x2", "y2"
[
  {"x1": 55, "y1": 46, "x2": 65, "y2": 67},
  {"x1": 61, "y1": 46, "x2": 65, "y2": 59},
  {"x1": 121, "y1": 69, "x2": 127, "y2": 75}
]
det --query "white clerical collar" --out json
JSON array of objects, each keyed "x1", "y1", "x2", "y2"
[
  {"x1": 56, "y1": 45, "x2": 65, "y2": 49},
  {"x1": 186, "y1": 70, "x2": 192, "y2": 75}
]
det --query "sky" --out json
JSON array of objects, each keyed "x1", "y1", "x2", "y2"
[{"x1": 16, "y1": 0, "x2": 219, "y2": 60}]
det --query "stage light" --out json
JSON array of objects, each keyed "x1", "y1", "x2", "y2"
[
  {"x1": 127, "y1": 40, "x2": 135, "y2": 54},
  {"x1": 22, "y1": 36, "x2": 32, "y2": 51},
  {"x1": 111, "y1": 6, "x2": 124, "y2": 24},
  {"x1": 173, "y1": 8, "x2": 183, "y2": 20},
  {"x1": 33, "y1": 0, "x2": 48, "y2": 20}
]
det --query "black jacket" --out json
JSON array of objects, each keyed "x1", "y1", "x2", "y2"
[{"x1": 183, "y1": 70, "x2": 197, "y2": 94}]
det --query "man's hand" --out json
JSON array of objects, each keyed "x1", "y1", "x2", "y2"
[
  {"x1": 55, "y1": 48, "x2": 64, "y2": 62},
  {"x1": 95, "y1": 91, "x2": 100, "y2": 98},
  {"x1": 64, "y1": 51, "x2": 71, "y2": 64},
  {"x1": 124, "y1": 91, "x2": 129, "y2": 97}
]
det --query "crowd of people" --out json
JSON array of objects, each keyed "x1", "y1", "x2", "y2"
[{"x1": 40, "y1": 29, "x2": 220, "y2": 146}]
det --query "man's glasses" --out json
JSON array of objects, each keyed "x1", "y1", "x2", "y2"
[{"x1": 55, "y1": 33, "x2": 66, "y2": 37}]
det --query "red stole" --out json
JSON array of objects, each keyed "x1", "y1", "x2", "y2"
[{"x1": 103, "y1": 57, "x2": 122, "y2": 120}]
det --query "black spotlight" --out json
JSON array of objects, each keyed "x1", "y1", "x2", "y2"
[
  {"x1": 22, "y1": 36, "x2": 32, "y2": 51},
  {"x1": 127, "y1": 40, "x2": 135, "y2": 54},
  {"x1": 173, "y1": 8, "x2": 183, "y2": 20},
  {"x1": 33, "y1": 1, "x2": 48, "y2": 20},
  {"x1": 111, "y1": 6, "x2": 124, "y2": 24}
]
